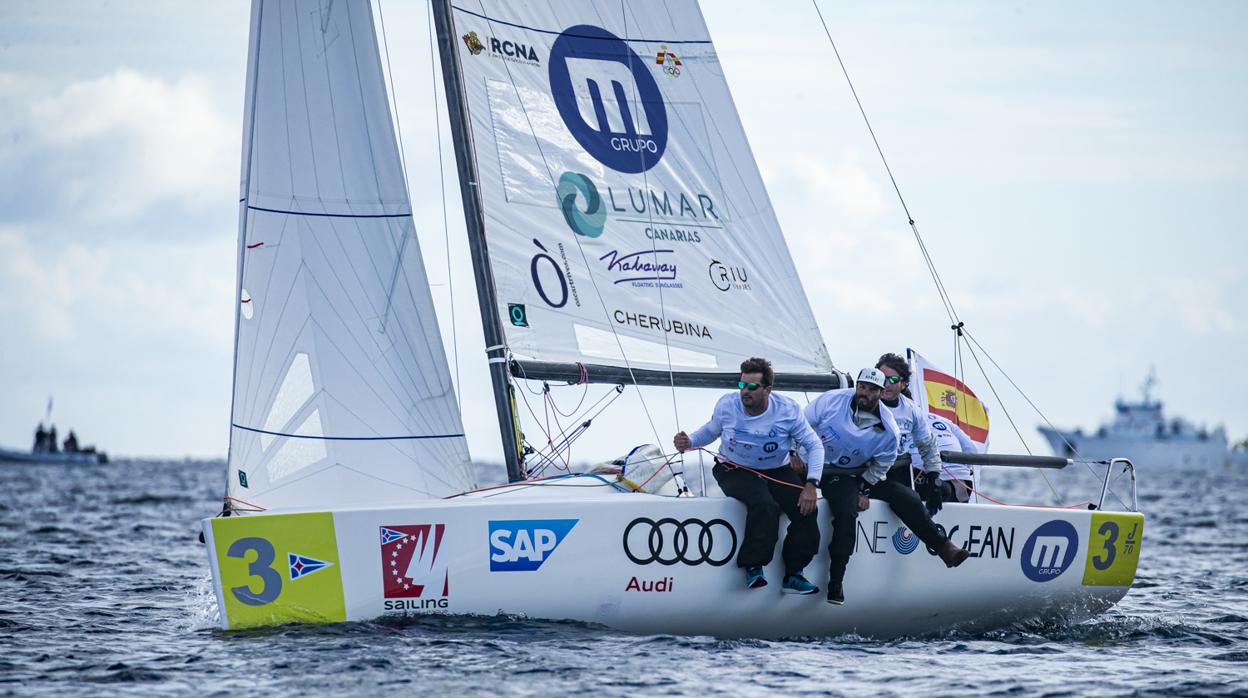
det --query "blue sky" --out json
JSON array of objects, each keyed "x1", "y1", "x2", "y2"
[{"x1": 1, "y1": 1, "x2": 1245, "y2": 462}]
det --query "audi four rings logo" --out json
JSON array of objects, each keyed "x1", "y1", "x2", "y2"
[{"x1": 622, "y1": 517, "x2": 737, "y2": 566}]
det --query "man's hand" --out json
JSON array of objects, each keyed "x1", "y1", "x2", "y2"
[
  {"x1": 856, "y1": 495, "x2": 871, "y2": 512},
  {"x1": 673, "y1": 431, "x2": 691, "y2": 453},
  {"x1": 916, "y1": 472, "x2": 943, "y2": 516},
  {"x1": 798, "y1": 482, "x2": 818, "y2": 516},
  {"x1": 789, "y1": 451, "x2": 807, "y2": 474}
]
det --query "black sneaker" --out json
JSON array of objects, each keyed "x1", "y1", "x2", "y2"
[{"x1": 826, "y1": 582, "x2": 845, "y2": 605}]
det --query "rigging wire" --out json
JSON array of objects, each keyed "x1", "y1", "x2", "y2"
[
  {"x1": 810, "y1": 1, "x2": 1131, "y2": 510},
  {"x1": 423, "y1": 0, "x2": 463, "y2": 396}
]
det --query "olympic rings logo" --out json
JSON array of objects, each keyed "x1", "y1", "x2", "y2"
[
  {"x1": 663, "y1": 65, "x2": 681, "y2": 78},
  {"x1": 622, "y1": 517, "x2": 737, "y2": 566}
]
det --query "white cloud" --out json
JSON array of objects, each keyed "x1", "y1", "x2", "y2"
[
  {"x1": 0, "y1": 226, "x2": 233, "y2": 345},
  {"x1": 24, "y1": 69, "x2": 236, "y2": 220}
]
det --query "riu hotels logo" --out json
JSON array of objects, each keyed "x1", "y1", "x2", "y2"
[
  {"x1": 462, "y1": 30, "x2": 540, "y2": 65},
  {"x1": 380, "y1": 524, "x2": 450, "y2": 611}
]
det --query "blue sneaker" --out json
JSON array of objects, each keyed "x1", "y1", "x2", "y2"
[
  {"x1": 782, "y1": 573, "x2": 819, "y2": 595},
  {"x1": 745, "y1": 566, "x2": 768, "y2": 589}
]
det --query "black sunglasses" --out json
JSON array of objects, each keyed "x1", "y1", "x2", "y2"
[
  {"x1": 885, "y1": 375, "x2": 905, "y2": 385},
  {"x1": 738, "y1": 380, "x2": 769, "y2": 391}
]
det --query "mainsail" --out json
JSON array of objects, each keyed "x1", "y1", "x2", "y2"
[
  {"x1": 443, "y1": 1, "x2": 836, "y2": 389},
  {"x1": 226, "y1": 0, "x2": 474, "y2": 511}
]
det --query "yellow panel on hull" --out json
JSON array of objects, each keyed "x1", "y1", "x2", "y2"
[
  {"x1": 212, "y1": 512, "x2": 347, "y2": 628},
  {"x1": 1082, "y1": 513, "x2": 1144, "y2": 587}
]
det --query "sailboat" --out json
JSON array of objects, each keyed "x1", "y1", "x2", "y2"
[{"x1": 202, "y1": 0, "x2": 1145, "y2": 637}]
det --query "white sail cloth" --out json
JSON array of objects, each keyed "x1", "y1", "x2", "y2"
[
  {"x1": 450, "y1": 1, "x2": 833, "y2": 379},
  {"x1": 227, "y1": 0, "x2": 474, "y2": 511}
]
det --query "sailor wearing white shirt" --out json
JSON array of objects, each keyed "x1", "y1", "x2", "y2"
[
  {"x1": 908, "y1": 413, "x2": 980, "y2": 503},
  {"x1": 876, "y1": 353, "x2": 946, "y2": 515},
  {"x1": 805, "y1": 368, "x2": 969, "y2": 605},
  {"x1": 674, "y1": 357, "x2": 824, "y2": 595}
]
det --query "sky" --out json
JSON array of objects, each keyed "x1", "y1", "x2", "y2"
[{"x1": 1, "y1": 1, "x2": 1245, "y2": 465}]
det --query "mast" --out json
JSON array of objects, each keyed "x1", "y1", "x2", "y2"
[{"x1": 431, "y1": 0, "x2": 525, "y2": 482}]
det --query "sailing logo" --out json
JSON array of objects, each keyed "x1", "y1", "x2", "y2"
[
  {"x1": 557, "y1": 172, "x2": 606, "y2": 238},
  {"x1": 891, "y1": 527, "x2": 920, "y2": 555},
  {"x1": 380, "y1": 524, "x2": 449, "y2": 608},
  {"x1": 488, "y1": 519, "x2": 578, "y2": 572},
  {"x1": 549, "y1": 25, "x2": 668, "y2": 173},
  {"x1": 1020, "y1": 520, "x2": 1079, "y2": 582},
  {"x1": 462, "y1": 31, "x2": 485, "y2": 55},
  {"x1": 287, "y1": 553, "x2": 332, "y2": 581},
  {"x1": 599, "y1": 249, "x2": 680, "y2": 288},
  {"x1": 709, "y1": 260, "x2": 751, "y2": 292},
  {"x1": 622, "y1": 517, "x2": 736, "y2": 566},
  {"x1": 655, "y1": 45, "x2": 682, "y2": 78}
]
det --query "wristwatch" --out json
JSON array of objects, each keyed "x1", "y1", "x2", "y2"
[{"x1": 805, "y1": 478, "x2": 819, "y2": 487}]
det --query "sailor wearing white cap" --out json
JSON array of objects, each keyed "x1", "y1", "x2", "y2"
[{"x1": 804, "y1": 368, "x2": 969, "y2": 605}]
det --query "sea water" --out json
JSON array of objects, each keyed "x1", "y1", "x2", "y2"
[{"x1": 1, "y1": 459, "x2": 1245, "y2": 696}]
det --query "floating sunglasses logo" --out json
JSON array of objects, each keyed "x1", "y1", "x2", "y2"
[{"x1": 557, "y1": 172, "x2": 606, "y2": 238}]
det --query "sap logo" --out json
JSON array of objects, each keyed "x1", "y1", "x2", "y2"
[
  {"x1": 1020, "y1": 520, "x2": 1079, "y2": 582},
  {"x1": 488, "y1": 519, "x2": 577, "y2": 571},
  {"x1": 549, "y1": 25, "x2": 668, "y2": 173}
]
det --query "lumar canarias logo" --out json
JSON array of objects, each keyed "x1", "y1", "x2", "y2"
[
  {"x1": 462, "y1": 32, "x2": 484, "y2": 55},
  {"x1": 549, "y1": 25, "x2": 667, "y2": 173},
  {"x1": 557, "y1": 172, "x2": 606, "y2": 238}
]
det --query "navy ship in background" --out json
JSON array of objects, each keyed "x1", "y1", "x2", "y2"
[{"x1": 1039, "y1": 371, "x2": 1230, "y2": 470}]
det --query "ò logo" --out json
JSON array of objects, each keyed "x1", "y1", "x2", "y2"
[
  {"x1": 508, "y1": 303, "x2": 528, "y2": 327},
  {"x1": 549, "y1": 25, "x2": 668, "y2": 173},
  {"x1": 530, "y1": 239, "x2": 569, "y2": 308},
  {"x1": 556, "y1": 172, "x2": 606, "y2": 238}
]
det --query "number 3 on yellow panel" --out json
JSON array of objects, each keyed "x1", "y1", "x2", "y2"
[
  {"x1": 1081, "y1": 513, "x2": 1143, "y2": 587},
  {"x1": 212, "y1": 512, "x2": 347, "y2": 628}
]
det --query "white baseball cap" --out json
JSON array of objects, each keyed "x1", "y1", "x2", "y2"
[{"x1": 856, "y1": 367, "x2": 887, "y2": 389}]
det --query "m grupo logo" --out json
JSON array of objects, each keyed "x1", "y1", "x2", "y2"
[
  {"x1": 1020, "y1": 519, "x2": 1079, "y2": 582},
  {"x1": 549, "y1": 25, "x2": 667, "y2": 173},
  {"x1": 623, "y1": 517, "x2": 736, "y2": 566}
]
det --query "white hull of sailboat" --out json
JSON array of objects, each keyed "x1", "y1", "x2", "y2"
[{"x1": 203, "y1": 483, "x2": 1143, "y2": 639}]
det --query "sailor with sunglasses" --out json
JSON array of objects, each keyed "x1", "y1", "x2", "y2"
[
  {"x1": 805, "y1": 367, "x2": 970, "y2": 605},
  {"x1": 673, "y1": 357, "x2": 825, "y2": 594},
  {"x1": 875, "y1": 353, "x2": 947, "y2": 516}
]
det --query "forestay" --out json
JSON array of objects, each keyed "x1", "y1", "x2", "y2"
[
  {"x1": 227, "y1": 0, "x2": 473, "y2": 511},
  {"x1": 448, "y1": 1, "x2": 834, "y2": 384}
]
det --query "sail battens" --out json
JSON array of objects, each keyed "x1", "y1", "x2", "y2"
[
  {"x1": 247, "y1": 204, "x2": 412, "y2": 219},
  {"x1": 232, "y1": 424, "x2": 466, "y2": 441},
  {"x1": 450, "y1": 5, "x2": 714, "y2": 43}
]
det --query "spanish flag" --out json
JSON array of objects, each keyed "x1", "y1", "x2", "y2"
[{"x1": 908, "y1": 349, "x2": 990, "y2": 447}]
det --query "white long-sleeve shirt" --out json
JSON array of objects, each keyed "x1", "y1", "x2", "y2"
[
  {"x1": 907, "y1": 413, "x2": 981, "y2": 481},
  {"x1": 803, "y1": 388, "x2": 900, "y2": 485},
  {"x1": 688, "y1": 392, "x2": 825, "y2": 481},
  {"x1": 882, "y1": 394, "x2": 943, "y2": 473}
]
